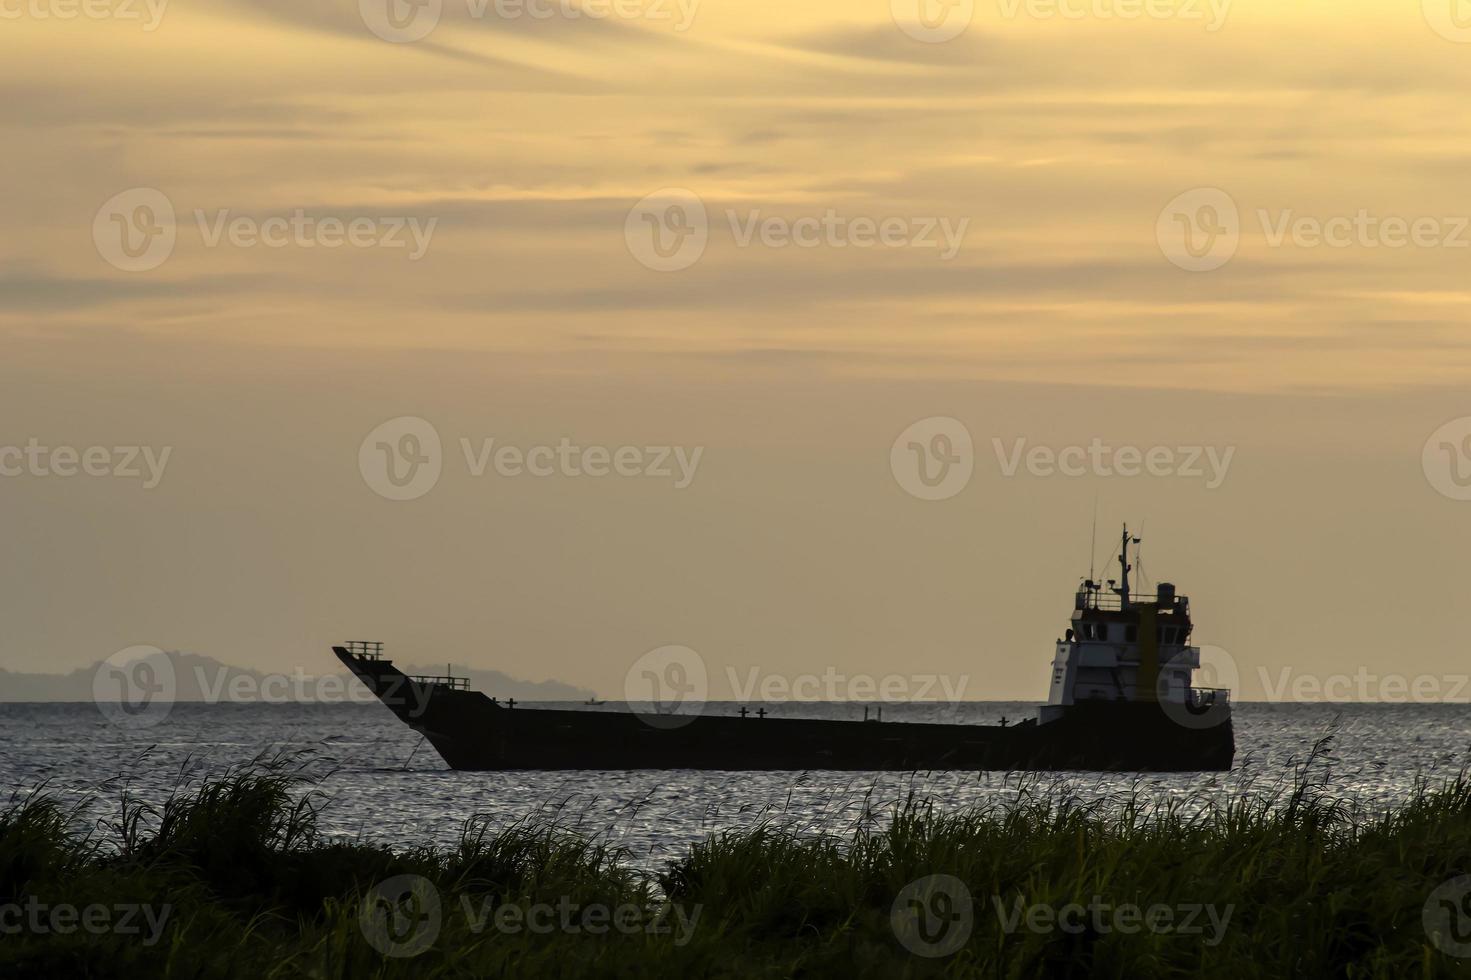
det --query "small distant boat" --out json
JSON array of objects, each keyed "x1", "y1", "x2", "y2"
[
  {"x1": 585, "y1": 698, "x2": 607, "y2": 706},
  {"x1": 335, "y1": 525, "x2": 1233, "y2": 772}
]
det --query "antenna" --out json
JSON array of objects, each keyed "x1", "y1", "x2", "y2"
[
  {"x1": 1088, "y1": 499, "x2": 1098, "y2": 584},
  {"x1": 1136, "y1": 519, "x2": 1146, "y2": 592}
]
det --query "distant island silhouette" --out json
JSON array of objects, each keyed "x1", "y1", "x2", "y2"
[{"x1": 2, "y1": 650, "x2": 594, "y2": 703}]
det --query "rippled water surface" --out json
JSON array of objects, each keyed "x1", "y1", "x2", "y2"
[{"x1": 4, "y1": 701, "x2": 1469, "y2": 870}]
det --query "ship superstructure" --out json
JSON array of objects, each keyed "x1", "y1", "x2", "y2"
[{"x1": 1040, "y1": 525, "x2": 1227, "y2": 724}]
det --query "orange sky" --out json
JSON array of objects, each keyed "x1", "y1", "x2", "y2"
[{"x1": 3, "y1": 0, "x2": 1471, "y2": 699}]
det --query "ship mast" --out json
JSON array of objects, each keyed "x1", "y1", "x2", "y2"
[{"x1": 1116, "y1": 523, "x2": 1140, "y2": 607}]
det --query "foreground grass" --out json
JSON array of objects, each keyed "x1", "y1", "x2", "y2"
[{"x1": 4, "y1": 747, "x2": 1471, "y2": 978}]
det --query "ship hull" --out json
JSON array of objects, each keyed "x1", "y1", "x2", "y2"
[{"x1": 336, "y1": 648, "x2": 1234, "y2": 773}]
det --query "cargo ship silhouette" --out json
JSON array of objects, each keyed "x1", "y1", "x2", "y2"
[{"x1": 335, "y1": 526, "x2": 1233, "y2": 771}]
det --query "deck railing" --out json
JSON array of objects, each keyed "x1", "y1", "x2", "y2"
[
  {"x1": 1076, "y1": 592, "x2": 1189, "y2": 612},
  {"x1": 344, "y1": 640, "x2": 385, "y2": 660},
  {"x1": 1188, "y1": 687, "x2": 1229, "y2": 708},
  {"x1": 407, "y1": 674, "x2": 471, "y2": 691}
]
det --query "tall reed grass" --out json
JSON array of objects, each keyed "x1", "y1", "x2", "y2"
[{"x1": 3, "y1": 742, "x2": 1470, "y2": 978}]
